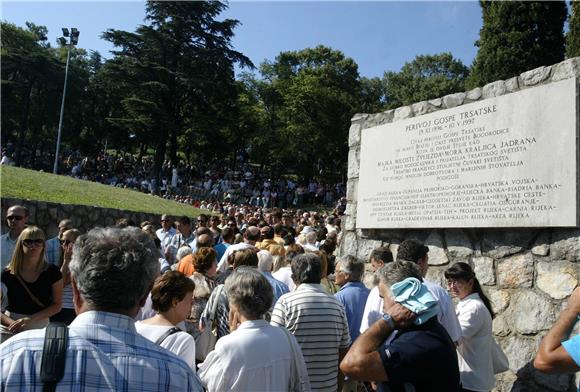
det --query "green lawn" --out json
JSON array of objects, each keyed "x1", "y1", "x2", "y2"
[{"x1": 0, "y1": 165, "x2": 202, "y2": 217}]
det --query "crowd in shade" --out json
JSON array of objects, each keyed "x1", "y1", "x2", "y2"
[
  {"x1": 0, "y1": 148, "x2": 348, "y2": 210},
  {"x1": 1, "y1": 202, "x2": 579, "y2": 391}
]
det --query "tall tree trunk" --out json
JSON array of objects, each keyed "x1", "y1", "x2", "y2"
[
  {"x1": 15, "y1": 81, "x2": 34, "y2": 166},
  {"x1": 169, "y1": 126, "x2": 178, "y2": 166},
  {"x1": 152, "y1": 132, "x2": 168, "y2": 195}
]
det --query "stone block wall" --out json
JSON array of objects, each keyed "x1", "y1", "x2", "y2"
[
  {"x1": 1, "y1": 197, "x2": 164, "y2": 238},
  {"x1": 340, "y1": 58, "x2": 580, "y2": 392}
]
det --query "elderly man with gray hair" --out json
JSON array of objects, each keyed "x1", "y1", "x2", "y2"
[
  {"x1": 198, "y1": 268, "x2": 310, "y2": 391},
  {"x1": 271, "y1": 253, "x2": 351, "y2": 392},
  {"x1": 0, "y1": 227, "x2": 203, "y2": 391},
  {"x1": 257, "y1": 250, "x2": 289, "y2": 307},
  {"x1": 334, "y1": 256, "x2": 370, "y2": 344},
  {"x1": 340, "y1": 261, "x2": 460, "y2": 392}
]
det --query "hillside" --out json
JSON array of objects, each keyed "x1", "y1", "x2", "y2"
[{"x1": 0, "y1": 166, "x2": 202, "y2": 217}]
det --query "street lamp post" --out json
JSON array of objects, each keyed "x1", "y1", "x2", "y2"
[{"x1": 53, "y1": 27, "x2": 79, "y2": 174}]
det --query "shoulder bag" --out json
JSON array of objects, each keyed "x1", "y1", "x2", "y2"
[{"x1": 195, "y1": 284, "x2": 223, "y2": 362}]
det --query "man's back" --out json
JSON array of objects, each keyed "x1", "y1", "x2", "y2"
[
  {"x1": 0, "y1": 311, "x2": 203, "y2": 391},
  {"x1": 380, "y1": 318, "x2": 460, "y2": 392},
  {"x1": 335, "y1": 281, "x2": 370, "y2": 342},
  {"x1": 271, "y1": 283, "x2": 351, "y2": 392}
]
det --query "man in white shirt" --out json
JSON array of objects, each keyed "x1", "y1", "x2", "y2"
[
  {"x1": 360, "y1": 242, "x2": 462, "y2": 344},
  {"x1": 0, "y1": 205, "x2": 29, "y2": 270},
  {"x1": 217, "y1": 226, "x2": 260, "y2": 272},
  {"x1": 359, "y1": 247, "x2": 394, "y2": 334},
  {"x1": 156, "y1": 214, "x2": 176, "y2": 258}
]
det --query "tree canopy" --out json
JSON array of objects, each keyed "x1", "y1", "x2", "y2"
[
  {"x1": 469, "y1": 0, "x2": 567, "y2": 87},
  {"x1": 383, "y1": 52, "x2": 469, "y2": 109}
]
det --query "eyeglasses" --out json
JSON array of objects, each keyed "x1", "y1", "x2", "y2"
[
  {"x1": 161, "y1": 219, "x2": 170, "y2": 223},
  {"x1": 63, "y1": 240, "x2": 73, "y2": 245},
  {"x1": 22, "y1": 239, "x2": 44, "y2": 248},
  {"x1": 446, "y1": 279, "x2": 466, "y2": 287},
  {"x1": 7, "y1": 215, "x2": 23, "y2": 221}
]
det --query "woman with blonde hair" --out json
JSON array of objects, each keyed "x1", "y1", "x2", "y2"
[
  {"x1": 1, "y1": 226, "x2": 62, "y2": 340},
  {"x1": 314, "y1": 250, "x2": 339, "y2": 294}
]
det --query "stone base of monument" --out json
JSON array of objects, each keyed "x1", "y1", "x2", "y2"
[{"x1": 341, "y1": 57, "x2": 580, "y2": 392}]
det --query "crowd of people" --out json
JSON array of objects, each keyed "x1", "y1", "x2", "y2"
[
  {"x1": 1, "y1": 203, "x2": 579, "y2": 391},
  {"x1": 1, "y1": 148, "x2": 347, "y2": 210}
]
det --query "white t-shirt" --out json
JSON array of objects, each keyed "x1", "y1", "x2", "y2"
[
  {"x1": 359, "y1": 279, "x2": 462, "y2": 344},
  {"x1": 456, "y1": 293, "x2": 495, "y2": 391},
  {"x1": 198, "y1": 319, "x2": 309, "y2": 392},
  {"x1": 272, "y1": 266, "x2": 295, "y2": 292},
  {"x1": 134, "y1": 322, "x2": 196, "y2": 371},
  {"x1": 216, "y1": 242, "x2": 253, "y2": 273}
]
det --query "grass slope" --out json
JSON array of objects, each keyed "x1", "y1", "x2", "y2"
[{"x1": 0, "y1": 166, "x2": 202, "y2": 217}]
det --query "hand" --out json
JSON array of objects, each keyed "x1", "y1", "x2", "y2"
[
  {"x1": 8, "y1": 317, "x2": 31, "y2": 333},
  {"x1": 62, "y1": 243, "x2": 73, "y2": 264},
  {"x1": 567, "y1": 286, "x2": 580, "y2": 314},
  {"x1": 228, "y1": 308, "x2": 241, "y2": 332},
  {"x1": 385, "y1": 303, "x2": 416, "y2": 329},
  {"x1": 164, "y1": 248, "x2": 174, "y2": 263}
]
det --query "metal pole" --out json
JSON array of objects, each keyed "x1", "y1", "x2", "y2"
[{"x1": 53, "y1": 43, "x2": 72, "y2": 174}]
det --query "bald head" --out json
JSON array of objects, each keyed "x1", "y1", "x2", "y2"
[
  {"x1": 6, "y1": 205, "x2": 29, "y2": 236},
  {"x1": 196, "y1": 233, "x2": 214, "y2": 248},
  {"x1": 245, "y1": 226, "x2": 261, "y2": 243}
]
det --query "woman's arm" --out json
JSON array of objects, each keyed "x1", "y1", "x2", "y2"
[
  {"x1": 1, "y1": 313, "x2": 16, "y2": 327},
  {"x1": 60, "y1": 243, "x2": 73, "y2": 286},
  {"x1": 8, "y1": 279, "x2": 63, "y2": 332}
]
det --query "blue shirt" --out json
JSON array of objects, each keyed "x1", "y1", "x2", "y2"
[
  {"x1": 335, "y1": 281, "x2": 370, "y2": 342},
  {"x1": 45, "y1": 237, "x2": 61, "y2": 266},
  {"x1": 261, "y1": 271, "x2": 290, "y2": 307},
  {"x1": 563, "y1": 334, "x2": 580, "y2": 366},
  {"x1": 0, "y1": 310, "x2": 203, "y2": 391},
  {"x1": 214, "y1": 242, "x2": 231, "y2": 264}
]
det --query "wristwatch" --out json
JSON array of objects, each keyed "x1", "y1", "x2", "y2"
[{"x1": 381, "y1": 312, "x2": 395, "y2": 329}]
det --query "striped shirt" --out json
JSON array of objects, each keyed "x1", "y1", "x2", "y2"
[
  {"x1": 271, "y1": 283, "x2": 351, "y2": 392},
  {"x1": 0, "y1": 311, "x2": 203, "y2": 391}
]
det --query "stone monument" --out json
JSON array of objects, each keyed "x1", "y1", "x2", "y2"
[{"x1": 342, "y1": 58, "x2": 580, "y2": 392}]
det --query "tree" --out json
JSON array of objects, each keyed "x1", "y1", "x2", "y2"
[
  {"x1": 256, "y1": 45, "x2": 361, "y2": 179},
  {"x1": 359, "y1": 77, "x2": 388, "y2": 113},
  {"x1": 567, "y1": 1, "x2": 580, "y2": 58},
  {"x1": 469, "y1": 1, "x2": 567, "y2": 87},
  {"x1": 383, "y1": 53, "x2": 469, "y2": 109},
  {"x1": 1, "y1": 22, "x2": 63, "y2": 166},
  {"x1": 102, "y1": 1, "x2": 252, "y2": 185}
]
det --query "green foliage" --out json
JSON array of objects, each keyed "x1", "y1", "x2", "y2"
[
  {"x1": 1, "y1": 166, "x2": 203, "y2": 216},
  {"x1": 359, "y1": 77, "x2": 388, "y2": 113},
  {"x1": 469, "y1": 1, "x2": 567, "y2": 87},
  {"x1": 253, "y1": 45, "x2": 361, "y2": 179},
  {"x1": 567, "y1": 1, "x2": 580, "y2": 58},
  {"x1": 383, "y1": 52, "x2": 469, "y2": 109},
  {"x1": 101, "y1": 1, "x2": 252, "y2": 182}
]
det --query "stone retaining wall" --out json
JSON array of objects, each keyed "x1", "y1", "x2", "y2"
[
  {"x1": 340, "y1": 58, "x2": 580, "y2": 392},
  {"x1": 1, "y1": 197, "x2": 163, "y2": 238}
]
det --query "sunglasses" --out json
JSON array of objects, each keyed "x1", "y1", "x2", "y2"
[
  {"x1": 22, "y1": 239, "x2": 44, "y2": 248},
  {"x1": 7, "y1": 215, "x2": 23, "y2": 221}
]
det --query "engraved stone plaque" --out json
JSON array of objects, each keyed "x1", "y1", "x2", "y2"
[{"x1": 356, "y1": 78, "x2": 578, "y2": 228}]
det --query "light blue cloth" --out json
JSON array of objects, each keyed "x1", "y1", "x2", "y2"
[{"x1": 391, "y1": 277, "x2": 438, "y2": 325}]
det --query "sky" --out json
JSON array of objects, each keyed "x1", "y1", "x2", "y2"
[{"x1": 1, "y1": 1, "x2": 483, "y2": 78}]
